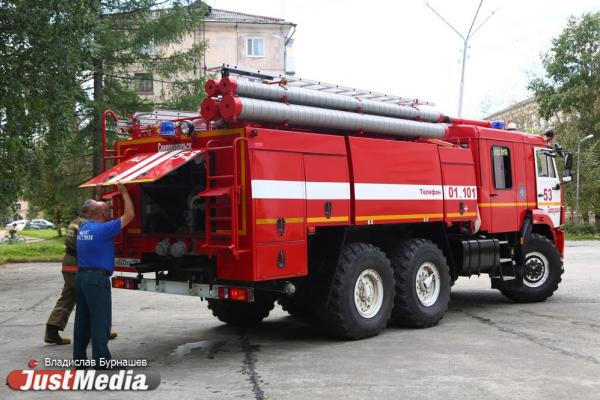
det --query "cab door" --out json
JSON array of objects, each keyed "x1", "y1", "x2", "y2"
[
  {"x1": 534, "y1": 147, "x2": 561, "y2": 227},
  {"x1": 484, "y1": 141, "x2": 518, "y2": 233}
]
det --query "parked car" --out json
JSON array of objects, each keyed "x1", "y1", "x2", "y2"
[
  {"x1": 30, "y1": 219, "x2": 55, "y2": 230},
  {"x1": 4, "y1": 220, "x2": 28, "y2": 231}
]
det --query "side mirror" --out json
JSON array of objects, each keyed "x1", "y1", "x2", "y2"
[
  {"x1": 564, "y1": 152, "x2": 573, "y2": 170},
  {"x1": 554, "y1": 142, "x2": 564, "y2": 157},
  {"x1": 562, "y1": 153, "x2": 573, "y2": 183}
]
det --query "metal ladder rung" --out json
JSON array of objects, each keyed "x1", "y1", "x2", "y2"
[
  {"x1": 210, "y1": 216, "x2": 232, "y2": 221},
  {"x1": 204, "y1": 244, "x2": 235, "y2": 250},
  {"x1": 208, "y1": 203, "x2": 231, "y2": 208}
]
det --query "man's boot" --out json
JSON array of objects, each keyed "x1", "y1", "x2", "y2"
[{"x1": 44, "y1": 324, "x2": 71, "y2": 345}]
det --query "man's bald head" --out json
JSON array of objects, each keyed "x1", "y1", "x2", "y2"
[
  {"x1": 81, "y1": 199, "x2": 96, "y2": 218},
  {"x1": 81, "y1": 199, "x2": 111, "y2": 221}
]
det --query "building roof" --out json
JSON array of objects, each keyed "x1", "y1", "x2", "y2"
[
  {"x1": 194, "y1": 2, "x2": 294, "y2": 25},
  {"x1": 485, "y1": 97, "x2": 536, "y2": 119}
]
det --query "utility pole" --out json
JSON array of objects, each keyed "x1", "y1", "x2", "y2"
[
  {"x1": 424, "y1": 1, "x2": 495, "y2": 117},
  {"x1": 576, "y1": 134, "x2": 594, "y2": 220}
]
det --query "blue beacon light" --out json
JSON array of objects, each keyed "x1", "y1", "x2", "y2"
[
  {"x1": 491, "y1": 120, "x2": 506, "y2": 129},
  {"x1": 161, "y1": 121, "x2": 175, "y2": 136}
]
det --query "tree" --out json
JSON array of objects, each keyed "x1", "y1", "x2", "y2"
[
  {"x1": 1, "y1": 0, "x2": 208, "y2": 227},
  {"x1": 89, "y1": 0, "x2": 207, "y2": 176},
  {"x1": 529, "y1": 12, "x2": 600, "y2": 223},
  {"x1": 0, "y1": 1, "x2": 94, "y2": 211}
]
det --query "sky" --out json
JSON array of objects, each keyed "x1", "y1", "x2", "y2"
[{"x1": 209, "y1": 0, "x2": 599, "y2": 119}]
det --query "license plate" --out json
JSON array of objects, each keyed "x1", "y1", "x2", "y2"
[{"x1": 114, "y1": 258, "x2": 141, "y2": 267}]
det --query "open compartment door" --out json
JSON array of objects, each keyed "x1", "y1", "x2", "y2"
[{"x1": 80, "y1": 149, "x2": 205, "y2": 187}]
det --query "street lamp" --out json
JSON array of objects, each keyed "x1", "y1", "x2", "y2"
[
  {"x1": 424, "y1": 1, "x2": 496, "y2": 117},
  {"x1": 576, "y1": 134, "x2": 595, "y2": 220}
]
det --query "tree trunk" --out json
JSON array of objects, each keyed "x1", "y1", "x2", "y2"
[
  {"x1": 582, "y1": 209, "x2": 590, "y2": 223},
  {"x1": 55, "y1": 211, "x2": 62, "y2": 237},
  {"x1": 92, "y1": 57, "x2": 104, "y2": 178}
]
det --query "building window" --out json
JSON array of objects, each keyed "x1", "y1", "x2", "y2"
[
  {"x1": 247, "y1": 37, "x2": 265, "y2": 57},
  {"x1": 134, "y1": 73, "x2": 153, "y2": 93},
  {"x1": 491, "y1": 146, "x2": 513, "y2": 189},
  {"x1": 141, "y1": 41, "x2": 155, "y2": 55}
]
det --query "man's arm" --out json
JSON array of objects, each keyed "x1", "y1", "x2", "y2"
[{"x1": 118, "y1": 184, "x2": 135, "y2": 228}]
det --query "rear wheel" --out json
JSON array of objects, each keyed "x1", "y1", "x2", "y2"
[
  {"x1": 207, "y1": 292, "x2": 275, "y2": 326},
  {"x1": 319, "y1": 242, "x2": 395, "y2": 340},
  {"x1": 389, "y1": 239, "x2": 450, "y2": 328},
  {"x1": 497, "y1": 233, "x2": 562, "y2": 303},
  {"x1": 278, "y1": 296, "x2": 317, "y2": 319}
]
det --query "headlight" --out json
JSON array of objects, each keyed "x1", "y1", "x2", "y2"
[
  {"x1": 180, "y1": 120, "x2": 195, "y2": 136},
  {"x1": 155, "y1": 239, "x2": 171, "y2": 257},
  {"x1": 170, "y1": 241, "x2": 188, "y2": 258}
]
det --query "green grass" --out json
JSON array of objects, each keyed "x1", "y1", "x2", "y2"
[
  {"x1": 20, "y1": 228, "x2": 63, "y2": 240},
  {"x1": 565, "y1": 232, "x2": 600, "y2": 241},
  {"x1": 0, "y1": 237, "x2": 64, "y2": 265}
]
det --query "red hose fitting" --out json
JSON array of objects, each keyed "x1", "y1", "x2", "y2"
[
  {"x1": 205, "y1": 79, "x2": 221, "y2": 97},
  {"x1": 201, "y1": 98, "x2": 221, "y2": 121},
  {"x1": 219, "y1": 95, "x2": 243, "y2": 120},
  {"x1": 219, "y1": 77, "x2": 238, "y2": 95}
]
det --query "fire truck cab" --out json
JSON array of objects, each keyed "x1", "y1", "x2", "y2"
[{"x1": 84, "y1": 66, "x2": 572, "y2": 340}]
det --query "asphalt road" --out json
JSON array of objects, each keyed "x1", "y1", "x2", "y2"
[{"x1": 1, "y1": 241, "x2": 599, "y2": 400}]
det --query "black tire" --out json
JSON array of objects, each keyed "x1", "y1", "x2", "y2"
[
  {"x1": 497, "y1": 233, "x2": 562, "y2": 303},
  {"x1": 278, "y1": 297, "x2": 317, "y2": 319},
  {"x1": 389, "y1": 239, "x2": 450, "y2": 328},
  {"x1": 207, "y1": 292, "x2": 275, "y2": 326},
  {"x1": 319, "y1": 242, "x2": 395, "y2": 340}
]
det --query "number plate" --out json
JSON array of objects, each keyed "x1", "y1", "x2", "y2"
[{"x1": 114, "y1": 258, "x2": 141, "y2": 267}]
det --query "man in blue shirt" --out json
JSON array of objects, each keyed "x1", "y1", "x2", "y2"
[{"x1": 73, "y1": 183, "x2": 134, "y2": 368}]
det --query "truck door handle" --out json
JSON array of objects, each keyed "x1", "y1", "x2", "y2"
[
  {"x1": 324, "y1": 201, "x2": 332, "y2": 219},
  {"x1": 276, "y1": 217, "x2": 286, "y2": 237},
  {"x1": 553, "y1": 183, "x2": 560, "y2": 190},
  {"x1": 489, "y1": 193, "x2": 498, "y2": 197},
  {"x1": 538, "y1": 194, "x2": 544, "y2": 197}
]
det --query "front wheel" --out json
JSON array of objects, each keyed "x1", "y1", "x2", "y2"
[{"x1": 496, "y1": 234, "x2": 562, "y2": 303}]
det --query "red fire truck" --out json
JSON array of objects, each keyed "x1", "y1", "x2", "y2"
[{"x1": 83, "y1": 65, "x2": 573, "y2": 339}]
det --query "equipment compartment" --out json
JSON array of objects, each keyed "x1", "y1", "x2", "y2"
[{"x1": 141, "y1": 156, "x2": 206, "y2": 234}]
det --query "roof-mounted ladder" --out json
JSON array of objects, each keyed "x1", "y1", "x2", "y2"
[{"x1": 207, "y1": 64, "x2": 435, "y2": 107}]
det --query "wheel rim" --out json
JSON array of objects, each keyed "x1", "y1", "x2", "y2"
[
  {"x1": 415, "y1": 262, "x2": 441, "y2": 307},
  {"x1": 523, "y1": 251, "x2": 549, "y2": 288},
  {"x1": 354, "y1": 268, "x2": 384, "y2": 319}
]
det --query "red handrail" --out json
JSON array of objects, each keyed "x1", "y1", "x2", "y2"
[{"x1": 101, "y1": 110, "x2": 121, "y2": 172}]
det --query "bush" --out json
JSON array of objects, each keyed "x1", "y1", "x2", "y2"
[{"x1": 562, "y1": 221, "x2": 598, "y2": 235}]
